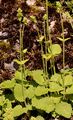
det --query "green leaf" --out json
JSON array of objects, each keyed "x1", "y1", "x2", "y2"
[
  {"x1": 57, "y1": 37, "x2": 70, "y2": 42},
  {"x1": 6, "y1": 99, "x2": 12, "y2": 109},
  {"x1": 0, "y1": 79, "x2": 15, "y2": 89},
  {"x1": 57, "y1": 37, "x2": 64, "y2": 42},
  {"x1": 55, "y1": 101, "x2": 72, "y2": 118},
  {"x1": 64, "y1": 38, "x2": 70, "y2": 42},
  {"x1": 42, "y1": 54, "x2": 52, "y2": 60},
  {"x1": 37, "y1": 36, "x2": 44, "y2": 43},
  {"x1": 65, "y1": 85, "x2": 73, "y2": 94},
  {"x1": 31, "y1": 70, "x2": 45, "y2": 85},
  {"x1": 50, "y1": 73, "x2": 63, "y2": 85},
  {"x1": 13, "y1": 104, "x2": 32, "y2": 118},
  {"x1": 23, "y1": 17, "x2": 28, "y2": 25},
  {"x1": 0, "y1": 95, "x2": 5, "y2": 106},
  {"x1": 32, "y1": 97, "x2": 55, "y2": 113},
  {"x1": 49, "y1": 96, "x2": 61, "y2": 104},
  {"x1": 56, "y1": 1, "x2": 62, "y2": 13},
  {"x1": 64, "y1": 75, "x2": 73, "y2": 86},
  {"x1": 26, "y1": 85, "x2": 35, "y2": 99},
  {"x1": 24, "y1": 104, "x2": 32, "y2": 111},
  {"x1": 35, "y1": 86, "x2": 48, "y2": 96},
  {"x1": 30, "y1": 15, "x2": 37, "y2": 23},
  {"x1": 30, "y1": 116, "x2": 44, "y2": 120},
  {"x1": 0, "y1": 110, "x2": 2, "y2": 116},
  {"x1": 14, "y1": 59, "x2": 28, "y2": 65},
  {"x1": 13, "y1": 105, "x2": 27, "y2": 117},
  {"x1": 17, "y1": 8, "x2": 23, "y2": 22},
  {"x1": 14, "y1": 84, "x2": 27, "y2": 102},
  {"x1": 17, "y1": 8, "x2": 22, "y2": 13},
  {"x1": 48, "y1": 44, "x2": 62, "y2": 56},
  {"x1": 43, "y1": 14, "x2": 47, "y2": 20},
  {"x1": 3, "y1": 108, "x2": 13, "y2": 120},
  {"x1": 15, "y1": 71, "x2": 22, "y2": 80},
  {"x1": 36, "y1": 116, "x2": 44, "y2": 120},
  {"x1": 49, "y1": 82, "x2": 63, "y2": 92},
  {"x1": 22, "y1": 49, "x2": 27, "y2": 54},
  {"x1": 15, "y1": 69, "x2": 29, "y2": 81}
]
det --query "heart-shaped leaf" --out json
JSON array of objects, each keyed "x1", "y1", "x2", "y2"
[
  {"x1": 48, "y1": 44, "x2": 62, "y2": 56},
  {"x1": 55, "y1": 101, "x2": 72, "y2": 118},
  {"x1": 35, "y1": 86, "x2": 49, "y2": 96},
  {"x1": 14, "y1": 84, "x2": 27, "y2": 102},
  {"x1": 0, "y1": 79, "x2": 15, "y2": 89}
]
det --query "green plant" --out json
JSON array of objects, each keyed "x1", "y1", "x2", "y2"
[
  {"x1": 0, "y1": 2, "x2": 73, "y2": 120},
  {"x1": 56, "y1": 2, "x2": 70, "y2": 69},
  {"x1": 14, "y1": 8, "x2": 29, "y2": 104},
  {"x1": 65, "y1": 0, "x2": 73, "y2": 14}
]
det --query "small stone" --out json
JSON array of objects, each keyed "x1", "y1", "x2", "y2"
[
  {"x1": 26, "y1": 0, "x2": 36, "y2": 6},
  {"x1": 4, "y1": 62, "x2": 16, "y2": 71},
  {"x1": 0, "y1": 31, "x2": 2, "y2": 36},
  {"x1": 2, "y1": 32, "x2": 8, "y2": 37},
  {"x1": 1, "y1": 18, "x2": 5, "y2": 23}
]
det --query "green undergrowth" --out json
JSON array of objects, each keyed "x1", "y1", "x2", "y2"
[{"x1": 0, "y1": 68, "x2": 73, "y2": 119}]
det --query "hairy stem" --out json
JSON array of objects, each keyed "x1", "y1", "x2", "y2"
[
  {"x1": 20, "y1": 24, "x2": 26, "y2": 105},
  {"x1": 60, "y1": 13, "x2": 65, "y2": 69}
]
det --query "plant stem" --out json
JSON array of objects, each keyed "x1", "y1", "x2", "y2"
[
  {"x1": 41, "y1": 43, "x2": 45, "y2": 74},
  {"x1": 60, "y1": 13, "x2": 65, "y2": 69},
  {"x1": 36, "y1": 26, "x2": 46, "y2": 78},
  {"x1": 52, "y1": 57, "x2": 56, "y2": 74},
  {"x1": 44, "y1": 21, "x2": 48, "y2": 78},
  {"x1": 63, "y1": 41, "x2": 65, "y2": 69},
  {"x1": 45, "y1": 0, "x2": 54, "y2": 75},
  {"x1": 20, "y1": 24, "x2": 26, "y2": 105},
  {"x1": 45, "y1": 0, "x2": 49, "y2": 77},
  {"x1": 46, "y1": 0, "x2": 49, "y2": 39}
]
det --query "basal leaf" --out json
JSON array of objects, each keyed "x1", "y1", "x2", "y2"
[
  {"x1": 15, "y1": 71, "x2": 22, "y2": 80},
  {"x1": 32, "y1": 97, "x2": 55, "y2": 113},
  {"x1": 14, "y1": 84, "x2": 27, "y2": 102},
  {"x1": 65, "y1": 85, "x2": 73, "y2": 94},
  {"x1": 31, "y1": 70, "x2": 45, "y2": 85},
  {"x1": 13, "y1": 104, "x2": 32, "y2": 118},
  {"x1": 49, "y1": 82, "x2": 63, "y2": 92},
  {"x1": 50, "y1": 73, "x2": 63, "y2": 85},
  {"x1": 6, "y1": 99, "x2": 12, "y2": 109},
  {"x1": 13, "y1": 105, "x2": 27, "y2": 117},
  {"x1": 23, "y1": 104, "x2": 32, "y2": 111},
  {"x1": 36, "y1": 116, "x2": 44, "y2": 120},
  {"x1": 0, "y1": 95, "x2": 5, "y2": 106},
  {"x1": 15, "y1": 69, "x2": 29, "y2": 81},
  {"x1": 30, "y1": 116, "x2": 44, "y2": 120},
  {"x1": 26, "y1": 85, "x2": 35, "y2": 99},
  {"x1": 49, "y1": 96, "x2": 61, "y2": 104},
  {"x1": 0, "y1": 110, "x2": 2, "y2": 116},
  {"x1": 55, "y1": 101, "x2": 72, "y2": 118},
  {"x1": 64, "y1": 75, "x2": 73, "y2": 86},
  {"x1": 35, "y1": 86, "x2": 48, "y2": 96},
  {"x1": 0, "y1": 79, "x2": 15, "y2": 89}
]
